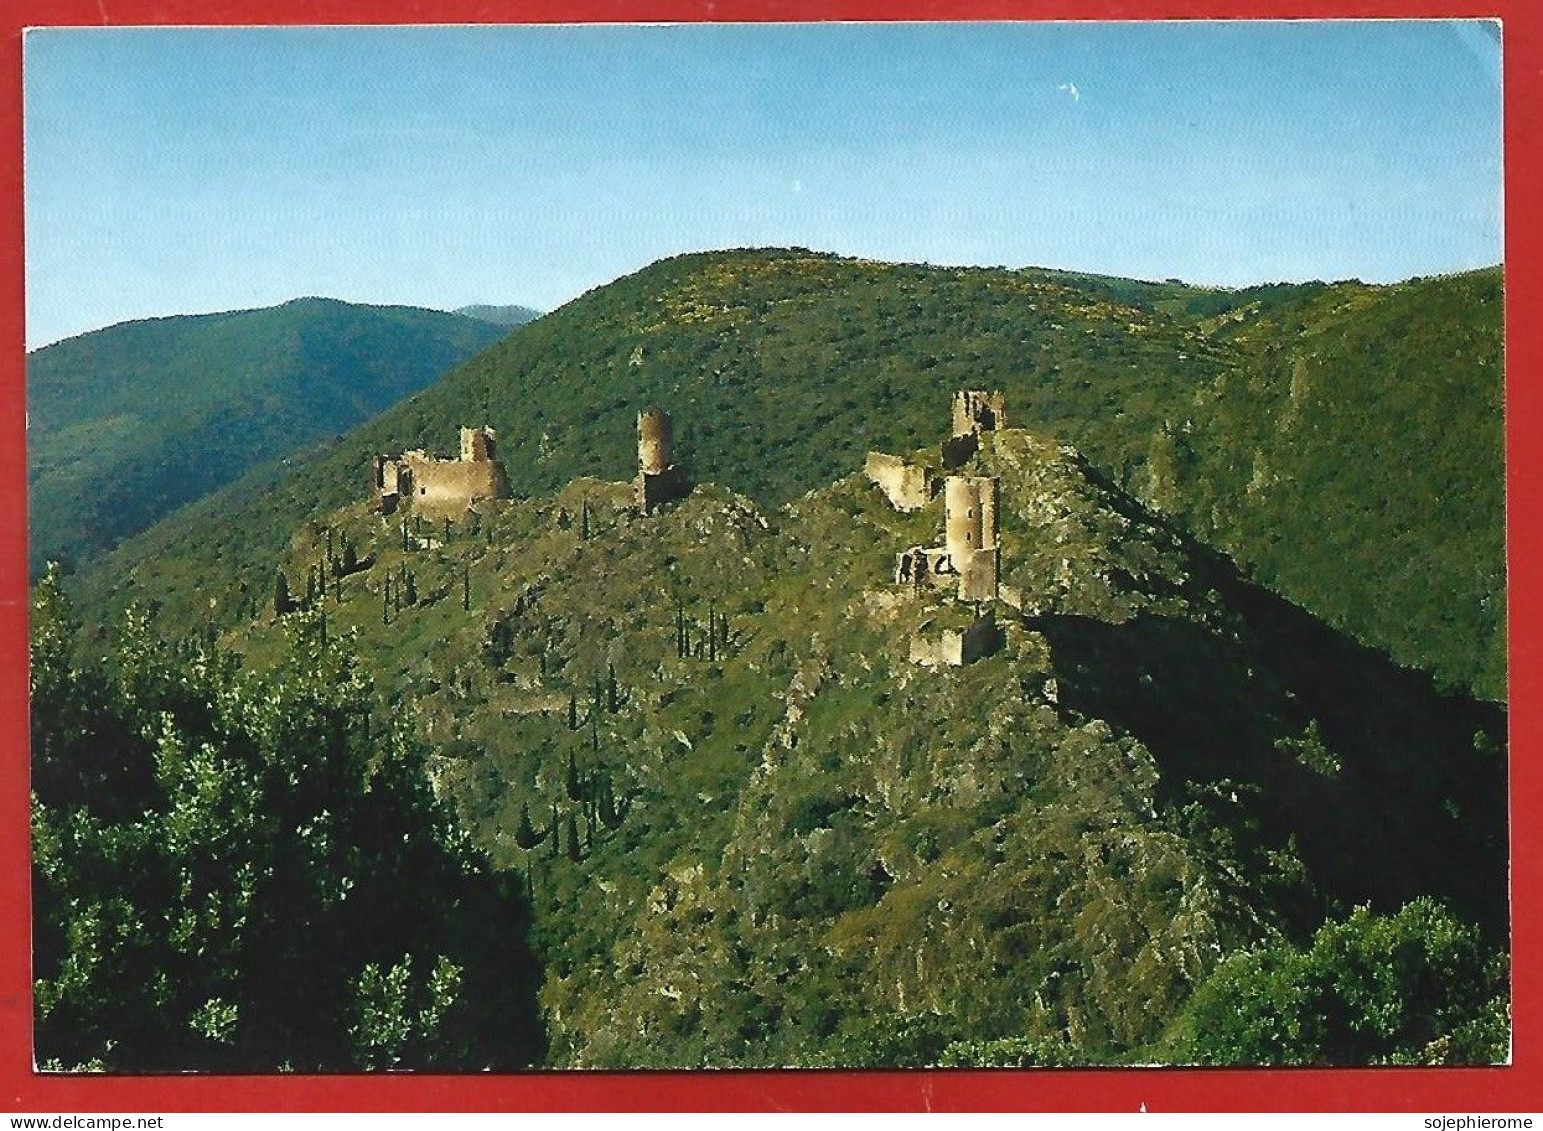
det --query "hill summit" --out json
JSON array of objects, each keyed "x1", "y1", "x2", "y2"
[{"x1": 208, "y1": 389, "x2": 1503, "y2": 1068}]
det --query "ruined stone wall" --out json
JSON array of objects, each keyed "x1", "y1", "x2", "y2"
[
  {"x1": 940, "y1": 433, "x2": 978, "y2": 470},
  {"x1": 865, "y1": 452, "x2": 936, "y2": 511},
  {"x1": 638, "y1": 409, "x2": 675, "y2": 475},
  {"x1": 958, "y1": 609, "x2": 1001, "y2": 663},
  {"x1": 400, "y1": 451, "x2": 509, "y2": 510},
  {"x1": 909, "y1": 610, "x2": 1000, "y2": 667}
]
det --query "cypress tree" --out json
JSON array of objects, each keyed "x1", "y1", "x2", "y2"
[
  {"x1": 566, "y1": 749, "x2": 581, "y2": 801},
  {"x1": 274, "y1": 571, "x2": 293, "y2": 618},
  {"x1": 566, "y1": 812, "x2": 581, "y2": 862},
  {"x1": 600, "y1": 774, "x2": 621, "y2": 829},
  {"x1": 567, "y1": 692, "x2": 578, "y2": 731},
  {"x1": 306, "y1": 566, "x2": 317, "y2": 607},
  {"x1": 709, "y1": 603, "x2": 717, "y2": 662},
  {"x1": 549, "y1": 805, "x2": 561, "y2": 859},
  {"x1": 404, "y1": 570, "x2": 418, "y2": 606},
  {"x1": 580, "y1": 500, "x2": 590, "y2": 541},
  {"x1": 514, "y1": 801, "x2": 540, "y2": 850},
  {"x1": 382, "y1": 576, "x2": 391, "y2": 626},
  {"x1": 443, "y1": 516, "x2": 451, "y2": 544},
  {"x1": 606, "y1": 663, "x2": 619, "y2": 713},
  {"x1": 462, "y1": 561, "x2": 471, "y2": 612}
]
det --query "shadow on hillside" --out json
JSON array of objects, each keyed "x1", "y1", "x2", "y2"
[{"x1": 1031, "y1": 565, "x2": 1508, "y2": 942}]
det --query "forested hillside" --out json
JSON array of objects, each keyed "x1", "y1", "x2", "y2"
[
  {"x1": 28, "y1": 298, "x2": 510, "y2": 573},
  {"x1": 67, "y1": 251, "x2": 1505, "y2": 701}
]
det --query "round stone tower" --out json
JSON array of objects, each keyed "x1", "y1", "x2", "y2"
[
  {"x1": 638, "y1": 408, "x2": 675, "y2": 474},
  {"x1": 945, "y1": 476, "x2": 984, "y2": 564}
]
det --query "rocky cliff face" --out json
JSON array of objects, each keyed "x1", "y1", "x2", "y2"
[{"x1": 237, "y1": 428, "x2": 1503, "y2": 1067}]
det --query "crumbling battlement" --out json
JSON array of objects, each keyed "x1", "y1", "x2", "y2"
[
  {"x1": 374, "y1": 425, "x2": 509, "y2": 514},
  {"x1": 951, "y1": 390, "x2": 1007, "y2": 438},
  {"x1": 635, "y1": 408, "x2": 690, "y2": 515},
  {"x1": 864, "y1": 452, "x2": 939, "y2": 512},
  {"x1": 894, "y1": 545, "x2": 955, "y2": 590},
  {"x1": 909, "y1": 608, "x2": 1002, "y2": 667}
]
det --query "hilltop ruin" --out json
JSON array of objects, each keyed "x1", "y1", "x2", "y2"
[
  {"x1": 869, "y1": 390, "x2": 1008, "y2": 666},
  {"x1": 374, "y1": 425, "x2": 510, "y2": 514}
]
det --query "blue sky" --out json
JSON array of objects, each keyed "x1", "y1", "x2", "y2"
[{"x1": 24, "y1": 21, "x2": 1502, "y2": 348}]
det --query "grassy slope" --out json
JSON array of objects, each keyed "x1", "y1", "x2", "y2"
[
  {"x1": 216, "y1": 428, "x2": 1504, "y2": 1066},
  {"x1": 28, "y1": 298, "x2": 508, "y2": 572},
  {"x1": 69, "y1": 251, "x2": 1505, "y2": 701}
]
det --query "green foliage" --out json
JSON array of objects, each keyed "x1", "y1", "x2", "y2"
[
  {"x1": 28, "y1": 298, "x2": 507, "y2": 573},
  {"x1": 38, "y1": 251, "x2": 1508, "y2": 1069},
  {"x1": 66, "y1": 253, "x2": 1503, "y2": 704},
  {"x1": 1171, "y1": 899, "x2": 1507, "y2": 1066},
  {"x1": 232, "y1": 446, "x2": 1497, "y2": 1069},
  {"x1": 30, "y1": 581, "x2": 544, "y2": 1071}
]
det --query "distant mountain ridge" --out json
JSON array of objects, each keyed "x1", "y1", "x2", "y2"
[
  {"x1": 28, "y1": 297, "x2": 509, "y2": 573},
  {"x1": 453, "y1": 303, "x2": 541, "y2": 327}
]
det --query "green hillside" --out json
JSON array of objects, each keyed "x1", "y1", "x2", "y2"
[
  {"x1": 103, "y1": 426, "x2": 1500, "y2": 1067},
  {"x1": 28, "y1": 298, "x2": 510, "y2": 573},
  {"x1": 67, "y1": 250, "x2": 1504, "y2": 702}
]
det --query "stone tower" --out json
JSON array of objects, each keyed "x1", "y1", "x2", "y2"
[
  {"x1": 637, "y1": 408, "x2": 674, "y2": 474},
  {"x1": 944, "y1": 475, "x2": 1000, "y2": 602},
  {"x1": 951, "y1": 390, "x2": 1007, "y2": 438},
  {"x1": 635, "y1": 408, "x2": 688, "y2": 515}
]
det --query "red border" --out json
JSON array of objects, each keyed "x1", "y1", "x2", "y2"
[{"x1": 3, "y1": 0, "x2": 1539, "y2": 1113}]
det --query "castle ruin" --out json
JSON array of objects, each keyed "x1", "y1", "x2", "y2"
[
  {"x1": 943, "y1": 389, "x2": 1008, "y2": 469},
  {"x1": 635, "y1": 408, "x2": 689, "y2": 515},
  {"x1": 908, "y1": 608, "x2": 1001, "y2": 668},
  {"x1": 375, "y1": 425, "x2": 510, "y2": 514},
  {"x1": 864, "y1": 451, "x2": 939, "y2": 512}
]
